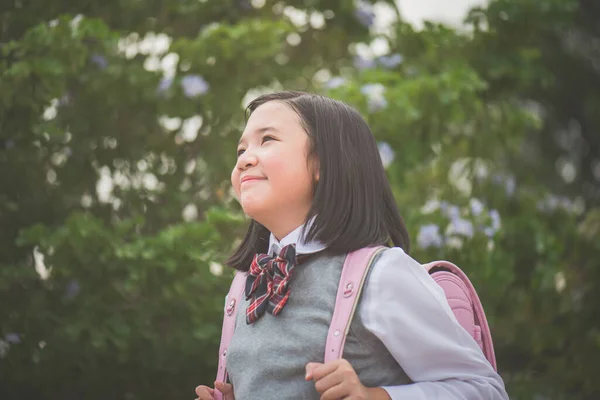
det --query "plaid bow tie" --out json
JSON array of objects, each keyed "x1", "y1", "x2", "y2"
[{"x1": 245, "y1": 244, "x2": 298, "y2": 325}]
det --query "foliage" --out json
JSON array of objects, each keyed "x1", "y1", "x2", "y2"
[{"x1": 1, "y1": 0, "x2": 599, "y2": 399}]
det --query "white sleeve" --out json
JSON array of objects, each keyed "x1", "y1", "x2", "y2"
[{"x1": 359, "y1": 247, "x2": 508, "y2": 400}]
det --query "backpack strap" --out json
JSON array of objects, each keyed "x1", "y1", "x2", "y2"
[
  {"x1": 322, "y1": 250, "x2": 498, "y2": 372},
  {"x1": 423, "y1": 261, "x2": 497, "y2": 371},
  {"x1": 214, "y1": 271, "x2": 246, "y2": 400},
  {"x1": 324, "y1": 246, "x2": 385, "y2": 363}
]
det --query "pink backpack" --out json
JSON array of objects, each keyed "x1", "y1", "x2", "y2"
[{"x1": 213, "y1": 246, "x2": 497, "y2": 400}]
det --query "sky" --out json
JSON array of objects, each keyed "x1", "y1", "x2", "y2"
[{"x1": 396, "y1": 0, "x2": 489, "y2": 28}]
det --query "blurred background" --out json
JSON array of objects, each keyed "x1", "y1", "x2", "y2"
[{"x1": 1, "y1": 0, "x2": 599, "y2": 398}]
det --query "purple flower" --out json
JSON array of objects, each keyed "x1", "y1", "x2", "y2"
[
  {"x1": 65, "y1": 280, "x2": 81, "y2": 299},
  {"x1": 157, "y1": 77, "x2": 173, "y2": 94},
  {"x1": 378, "y1": 142, "x2": 395, "y2": 168},
  {"x1": 237, "y1": 0, "x2": 252, "y2": 10},
  {"x1": 536, "y1": 195, "x2": 576, "y2": 213},
  {"x1": 489, "y1": 209, "x2": 501, "y2": 230},
  {"x1": 360, "y1": 83, "x2": 383, "y2": 96},
  {"x1": 448, "y1": 217, "x2": 474, "y2": 238},
  {"x1": 91, "y1": 54, "x2": 108, "y2": 69},
  {"x1": 59, "y1": 93, "x2": 72, "y2": 106},
  {"x1": 5, "y1": 333, "x2": 20, "y2": 344},
  {"x1": 484, "y1": 209, "x2": 501, "y2": 237},
  {"x1": 181, "y1": 75, "x2": 210, "y2": 98},
  {"x1": 469, "y1": 198, "x2": 484, "y2": 216},
  {"x1": 361, "y1": 83, "x2": 388, "y2": 112},
  {"x1": 504, "y1": 176, "x2": 516, "y2": 196},
  {"x1": 492, "y1": 173, "x2": 516, "y2": 196},
  {"x1": 417, "y1": 224, "x2": 443, "y2": 249},
  {"x1": 353, "y1": 55, "x2": 376, "y2": 71},
  {"x1": 378, "y1": 53, "x2": 403, "y2": 69},
  {"x1": 354, "y1": 3, "x2": 375, "y2": 27},
  {"x1": 440, "y1": 202, "x2": 461, "y2": 220},
  {"x1": 367, "y1": 95, "x2": 388, "y2": 112},
  {"x1": 324, "y1": 76, "x2": 346, "y2": 89},
  {"x1": 537, "y1": 196, "x2": 559, "y2": 212}
]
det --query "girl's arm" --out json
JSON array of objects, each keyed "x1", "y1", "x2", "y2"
[{"x1": 360, "y1": 247, "x2": 509, "y2": 400}]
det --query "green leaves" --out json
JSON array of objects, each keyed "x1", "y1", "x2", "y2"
[
  {"x1": 2, "y1": 0, "x2": 599, "y2": 399},
  {"x1": 7, "y1": 210, "x2": 235, "y2": 395}
]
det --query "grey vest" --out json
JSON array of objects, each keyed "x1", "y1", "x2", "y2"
[{"x1": 226, "y1": 251, "x2": 411, "y2": 399}]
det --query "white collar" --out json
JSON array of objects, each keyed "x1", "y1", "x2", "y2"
[{"x1": 268, "y1": 218, "x2": 326, "y2": 256}]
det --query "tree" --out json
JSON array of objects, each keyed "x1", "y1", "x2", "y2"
[{"x1": 1, "y1": 0, "x2": 598, "y2": 399}]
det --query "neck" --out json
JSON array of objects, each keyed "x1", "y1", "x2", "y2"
[
  {"x1": 270, "y1": 224, "x2": 302, "y2": 242},
  {"x1": 260, "y1": 216, "x2": 307, "y2": 242}
]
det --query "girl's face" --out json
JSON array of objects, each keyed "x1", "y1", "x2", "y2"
[{"x1": 232, "y1": 101, "x2": 317, "y2": 239}]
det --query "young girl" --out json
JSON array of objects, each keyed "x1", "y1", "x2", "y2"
[{"x1": 195, "y1": 91, "x2": 508, "y2": 400}]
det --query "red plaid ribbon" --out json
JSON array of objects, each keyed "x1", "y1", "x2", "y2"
[{"x1": 245, "y1": 244, "x2": 297, "y2": 325}]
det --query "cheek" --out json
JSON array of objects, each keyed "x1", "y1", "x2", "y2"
[
  {"x1": 231, "y1": 168, "x2": 241, "y2": 199},
  {"x1": 263, "y1": 149, "x2": 285, "y2": 171},
  {"x1": 269, "y1": 154, "x2": 314, "y2": 197}
]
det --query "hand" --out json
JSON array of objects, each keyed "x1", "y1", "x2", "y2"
[
  {"x1": 305, "y1": 359, "x2": 369, "y2": 400},
  {"x1": 195, "y1": 381, "x2": 235, "y2": 400}
]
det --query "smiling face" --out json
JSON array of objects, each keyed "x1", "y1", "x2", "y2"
[{"x1": 231, "y1": 101, "x2": 317, "y2": 239}]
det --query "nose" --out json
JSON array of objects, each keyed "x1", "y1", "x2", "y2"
[{"x1": 236, "y1": 148, "x2": 258, "y2": 171}]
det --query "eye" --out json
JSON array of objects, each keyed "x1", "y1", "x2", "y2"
[
  {"x1": 261, "y1": 135, "x2": 276, "y2": 144},
  {"x1": 236, "y1": 148, "x2": 245, "y2": 157}
]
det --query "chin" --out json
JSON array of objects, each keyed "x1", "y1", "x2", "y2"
[{"x1": 240, "y1": 199, "x2": 269, "y2": 222}]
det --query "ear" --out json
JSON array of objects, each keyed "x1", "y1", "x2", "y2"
[{"x1": 311, "y1": 156, "x2": 320, "y2": 182}]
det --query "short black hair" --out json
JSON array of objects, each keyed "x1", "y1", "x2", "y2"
[{"x1": 227, "y1": 91, "x2": 410, "y2": 271}]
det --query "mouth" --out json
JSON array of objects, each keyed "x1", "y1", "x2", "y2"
[{"x1": 241, "y1": 176, "x2": 266, "y2": 185}]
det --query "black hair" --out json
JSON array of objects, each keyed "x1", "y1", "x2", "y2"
[{"x1": 227, "y1": 91, "x2": 410, "y2": 271}]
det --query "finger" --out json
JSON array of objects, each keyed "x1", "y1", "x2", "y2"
[
  {"x1": 194, "y1": 391, "x2": 213, "y2": 400},
  {"x1": 305, "y1": 362, "x2": 323, "y2": 380},
  {"x1": 215, "y1": 381, "x2": 234, "y2": 394},
  {"x1": 313, "y1": 369, "x2": 344, "y2": 394},
  {"x1": 195, "y1": 385, "x2": 214, "y2": 397},
  {"x1": 309, "y1": 360, "x2": 342, "y2": 381},
  {"x1": 320, "y1": 383, "x2": 348, "y2": 400}
]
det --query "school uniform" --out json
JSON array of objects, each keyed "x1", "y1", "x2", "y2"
[{"x1": 226, "y1": 224, "x2": 508, "y2": 399}]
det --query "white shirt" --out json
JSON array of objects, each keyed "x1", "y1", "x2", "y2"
[{"x1": 267, "y1": 224, "x2": 508, "y2": 400}]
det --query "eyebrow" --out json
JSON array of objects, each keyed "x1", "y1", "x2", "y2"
[{"x1": 237, "y1": 126, "x2": 279, "y2": 147}]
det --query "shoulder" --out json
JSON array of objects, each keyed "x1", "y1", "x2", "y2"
[
  {"x1": 370, "y1": 246, "x2": 426, "y2": 283},
  {"x1": 373, "y1": 246, "x2": 418, "y2": 269},
  {"x1": 364, "y1": 247, "x2": 451, "y2": 313}
]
